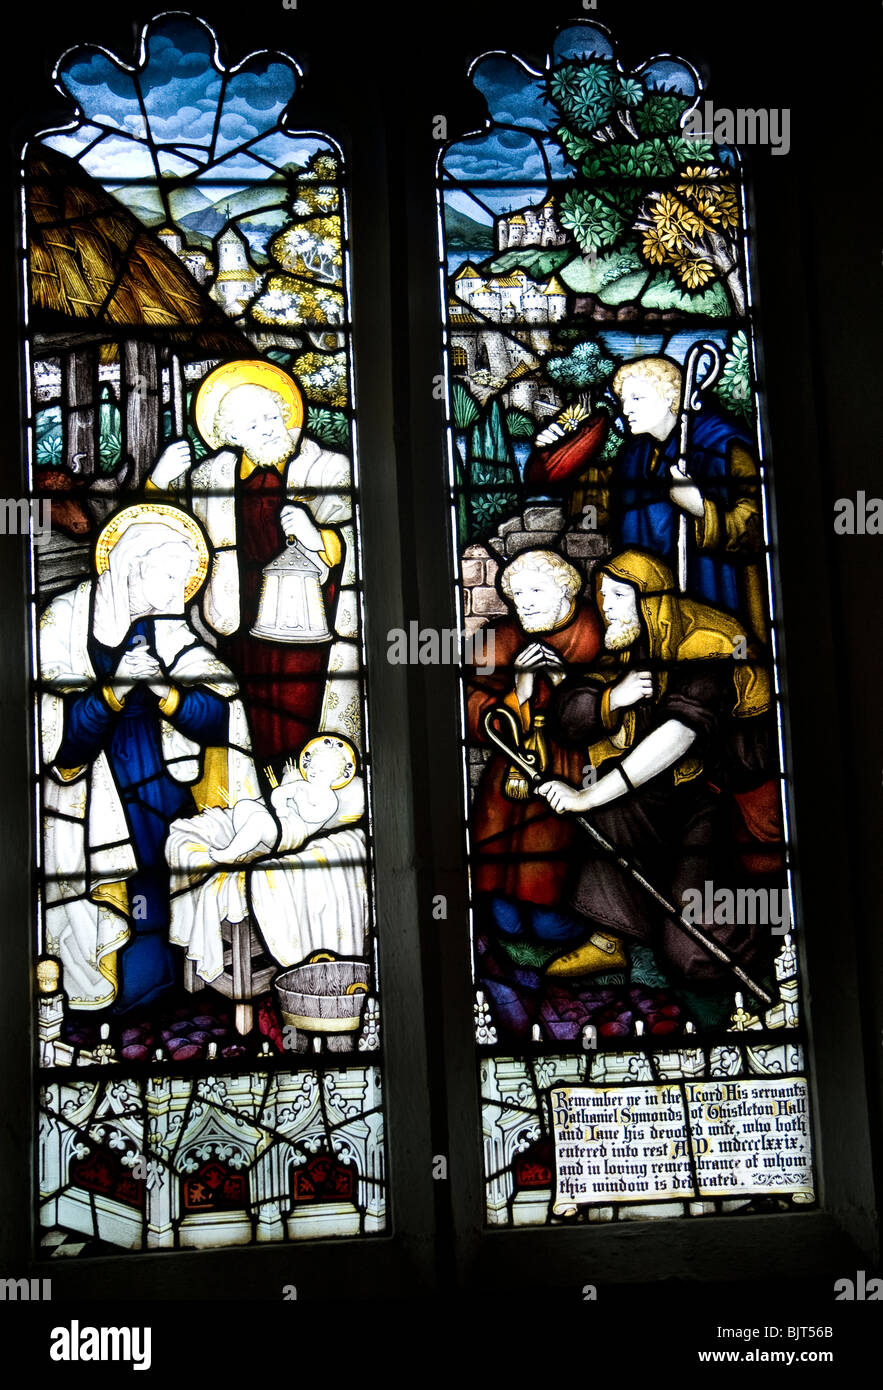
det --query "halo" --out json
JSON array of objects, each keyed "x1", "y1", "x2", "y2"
[
  {"x1": 298, "y1": 735, "x2": 357, "y2": 790},
  {"x1": 194, "y1": 360, "x2": 305, "y2": 450},
  {"x1": 95, "y1": 504, "x2": 210, "y2": 602}
]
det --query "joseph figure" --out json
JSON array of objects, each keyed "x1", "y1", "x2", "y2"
[{"x1": 149, "y1": 360, "x2": 355, "y2": 768}]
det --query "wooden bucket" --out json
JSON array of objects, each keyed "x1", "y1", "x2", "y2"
[{"x1": 274, "y1": 953, "x2": 370, "y2": 1033}]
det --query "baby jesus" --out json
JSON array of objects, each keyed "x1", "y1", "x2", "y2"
[
  {"x1": 166, "y1": 734, "x2": 366, "y2": 984},
  {"x1": 216, "y1": 737, "x2": 356, "y2": 863},
  {"x1": 167, "y1": 736, "x2": 358, "y2": 872}
]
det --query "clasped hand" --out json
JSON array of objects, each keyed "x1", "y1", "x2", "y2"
[
  {"x1": 112, "y1": 646, "x2": 171, "y2": 702},
  {"x1": 513, "y1": 641, "x2": 564, "y2": 703}
]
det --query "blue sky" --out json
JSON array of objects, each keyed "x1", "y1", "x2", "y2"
[
  {"x1": 441, "y1": 21, "x2": 699, "y2": 201},
  {"x1": 42, "y1": 15, "x2": 330, "y2": 198}
]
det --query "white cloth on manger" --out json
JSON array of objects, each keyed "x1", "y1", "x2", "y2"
[{"x1": 166, "y1": 776, "x2": 367, "y2": 983}]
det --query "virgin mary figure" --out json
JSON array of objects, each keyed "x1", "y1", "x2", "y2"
[{"x1": 38, "y1": 503, "x2": 259, "y2": 1014}]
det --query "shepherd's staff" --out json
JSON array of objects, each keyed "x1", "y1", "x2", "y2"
[
  {"x1": 482, "y1": 704, "x2": 773, "y2": 1006},
  {"x1": 673, "y1": 341, "x2": 721, "y2": 593}
]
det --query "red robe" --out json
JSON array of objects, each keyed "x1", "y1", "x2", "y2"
[
  {"x1": 467, "y1": 603, "x2": 603, "y2": 905},
  {"x1": 220, "y1": 468, "x2": 339, "y2": 765}
]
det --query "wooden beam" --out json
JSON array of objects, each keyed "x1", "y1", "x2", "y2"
[
  {"x1": 122, "y1": 339, "x2": 160, "y2": 488},
  {"x1": 63, "y1": 346, "x2": 95, "y2": 477}
]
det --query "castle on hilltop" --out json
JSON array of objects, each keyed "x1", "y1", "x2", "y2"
[
  {"x1": 494, "y1": 197, "x2": 567, "y2": 252},
  {"x1": 452, "y1": 264, "x2": 567, "y2": 325}
]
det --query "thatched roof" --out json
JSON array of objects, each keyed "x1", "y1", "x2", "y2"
[{"x1": 26, "y1": 144, "x2": 252, "y2": 359}]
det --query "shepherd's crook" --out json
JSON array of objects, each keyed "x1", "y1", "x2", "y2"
[
  {"x1": 482, "y1": 705, "x2": 773, "y2": 1007},
  {"x1": 675, "y1": 341, "x2": 721, "y2": 593}
]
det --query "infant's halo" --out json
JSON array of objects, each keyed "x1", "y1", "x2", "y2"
[{"x1": 298, "y1": 734, "x2": 357, "y2": 790}]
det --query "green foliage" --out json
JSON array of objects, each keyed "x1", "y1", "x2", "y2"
[
  {"x1": 599, "y1": 250, "x2": 644, "y2": 286},
  {"x1": 545, "y1": 52, "x2": 739, "y2": 312},
  {"x1": 35, "y1": 407, "x2": 63, "y2": 467},
  {"x1": 559, "y1": 189, "x2": 627, "y2": 253},
  {"x1": 466, "y1": 399, "x2": 519, "y2": 541},
  {"x1": 714, "y1": 331, "x2": 753, "y2": 421},
  {"x1": 185, "y1": 390, "x2": 209, "y2": 461},
  {"x1": 640, "y1": 272, "x2": 730, "y2": 317},
  {"x1": 559, "y1": 248, "x2": 642, "y2": 295},
  {"x1": 505, "y1": 409, "x2": 535, "y2": 440},
  {"x1": 546, "y1": 60, "x2": 617, "y2": 135},
  {"x1": 545, "y1": 340, "x2": 614, "y2": 391},
  {"x1": 615, "y1": 77, "x2": 644, "y2": 108},
  {"x1": 307, "y1": 406, "x2": 351, "y2": 449},
  {"x1": 98, "y1": 391, "x2": 121, "y2": 474},
  {"x1": 601, "y1": 423, "x2": 625, "y2": 461},
  {"x1": 669, "y1": 136, "x2": 715, "y2": 164},
  {"x1": 633, "y1": 92, "x2": 688, "y2": 137},
  {"x1": 452, "y1": 382, "x2": 480, "y2": 430},
  {"x1": 556, "y1": 125, "x2": 593, "y2": 164},
  {"x1": 488, "y1": 246, "x2": 571, "y2": 279},
  {"x1": 470, "y1": 398, "x2": 513, "y2": 466},
  {"x1": 580, "y1": 138, "x2": 675, "y2": 181},
  {"x1": 597, "y1": 269, "x2": 649, "y2": 306}
]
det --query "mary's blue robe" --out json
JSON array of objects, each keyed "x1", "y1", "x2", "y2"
[{"x1": 55, "y1": 618, "x2": 229, "y2": 1013}]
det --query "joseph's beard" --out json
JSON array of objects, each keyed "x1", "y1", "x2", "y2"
[
  {"x1": 240, "y1": 430, "x2": 297, "y2": 469},
  {"x1": 517, "y1": 603, "x2": 570, "y2": 633},
  {"x1": 604, "y1": 616, "x2": 642, "y2": 650}
]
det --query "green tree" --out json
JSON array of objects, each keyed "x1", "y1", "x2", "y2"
[
  {"x1": 545, "y1": 340, "x2": 614, "y2": 396},
  {"x1": 545, "y1": 58, "x2": 745, "y2": 314},
  {"x1": 465, "y1": 399, "x2": 519, "y2": 543}
]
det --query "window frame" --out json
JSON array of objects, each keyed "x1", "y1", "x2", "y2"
[
  {"x1": 397, "y1": 9, "x2": 880, "y2": 1293},
  {"x1": 0, "y1": 6, "x2": 439, "y2": 1300},
  {"x1": 0, "y1": 0, "x2": 878, "y2": 1303}
]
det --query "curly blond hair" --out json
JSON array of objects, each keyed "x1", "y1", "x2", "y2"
[
  {"x1": 612, "y1": 357, "x2": 682, "y2": 411},
  {"x1": 500, "y1": 549, "x2": 583, "y2": 603}
]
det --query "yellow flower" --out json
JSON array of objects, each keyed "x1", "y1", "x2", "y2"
[
  {"x1": 650, "y1": 193, "x2": 705, "y2": 250},
  {"x1": 642, "y1": 225, "x2": 670, "y2": 264},
  {"x1": 690, "y1": 192, "x2": 720, "y2": 224},
  {"x1": 714, "y1": 186, "x2": 740, "y2": 229},
  {"x1": 671, "y1": 254, "x2": 715, "y2": 290},
  {"x1": 676, "y1": 165, "x2": 719, "y2": 200}
]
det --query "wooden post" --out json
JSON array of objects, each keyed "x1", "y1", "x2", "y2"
[
  {"x1": 122, "y1": 339, "x2": 160, "y2": 487},
  {"x1": 64, "y1": 347, "x2": 96, "y2": 477},
  {"x1": 170, "y1": 352, "x2": 186, "y2": 437}
]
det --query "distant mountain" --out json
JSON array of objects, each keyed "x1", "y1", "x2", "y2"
[
  {"x1": 109, "y1": 185, "x2": 166, "y2": 224},
  {"x1": 177, "y1": 207, "x2": 225, "y2": 243},
  {"x1": 211, "y1": 185, "x2": 291, "y2": 220},
  {"x1": 168, "y1": 185, "x2": 216, "y2": 220},
  {"x1": 444, "y1": 206, "x2": 495, "y2": 254}
]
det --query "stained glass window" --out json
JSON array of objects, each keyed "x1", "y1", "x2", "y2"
[
  {"x1": 28, "y1": 13, "x2": 385, "y2": 1254},
  {"x1": 437, "y1": 20, "x2": 814, "y2": 1226}
]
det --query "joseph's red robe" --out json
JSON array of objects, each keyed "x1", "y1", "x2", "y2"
[
  {"x1": 467, "y1": 603, "x2": 603, "y2": 905},
  {"x1": 220, "y1": 468, "x2": 339, "y2": 765}
]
